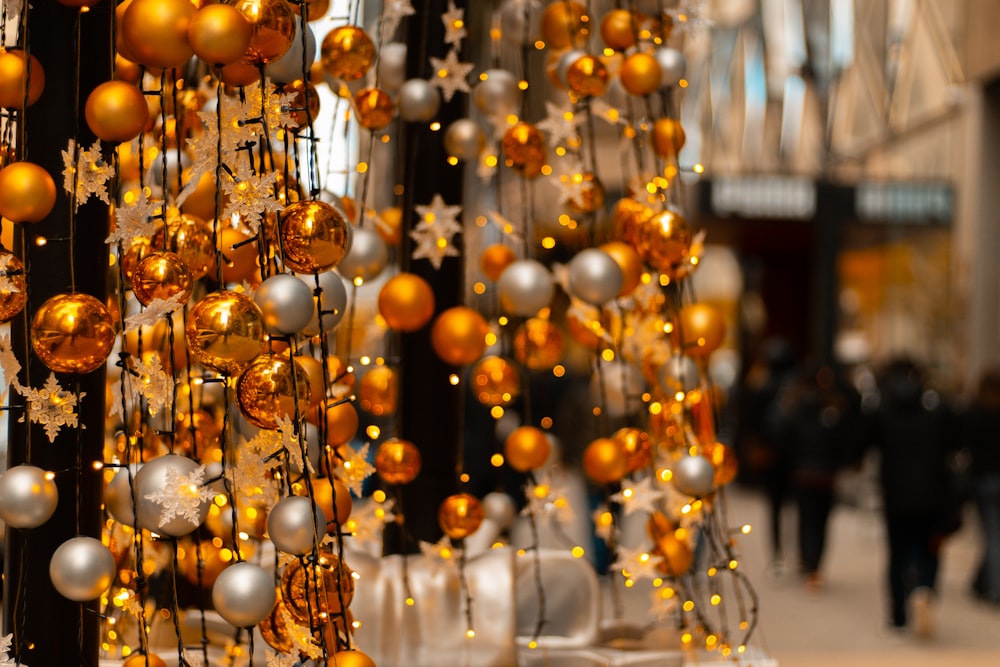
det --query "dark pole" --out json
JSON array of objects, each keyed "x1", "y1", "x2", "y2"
[
  {"x1": 811, "y1": 182, "x2": 854, "y2": 365},
  {"x1": 5, "y1": 3, "x2": 112, "y2": 665}
]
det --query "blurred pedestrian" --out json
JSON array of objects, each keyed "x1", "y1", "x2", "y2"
[{"x1": 966, "y1": 367, "x2": 1000, "y2": 604}]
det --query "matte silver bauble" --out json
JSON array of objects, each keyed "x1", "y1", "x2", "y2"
[
  {"x1": 481, "y1": 491, "x2": 517, "y2": 530},
  {"x1": 473, "y1": 69, "x2": 520, "y2": 115},
  {"x1": 298, "y1": 269, "x2": 348, "y2": 336},
  {"x1": 212, "y1": 561, "x2": 277, "y2": 628},
  {"x1": 443, "y1": 118, "x2": 486, "y2": 161},
  {"x1": 499, "y1": 0, "x2": 541, "y2": 45},
  {"x1": 497, "y1": 259, "x2": 554, "y2": 317},
  {"x1": 377, "y1": 42, "x2": 407, "y2": 91},
  {"x1": 267, "y1": 495, "x2": 326, "y2": 554},
  {"x1": 104, "y1": 464, "x2": 140, "y2": 526},
  {"x1": 672, "y1": 454, "x2": 716, "y2": 498},
  {"x1": 134, "y1": 454, "x2": 211, "y2": 537},
  {"x1": 398, "y1": 78, "x2": 441, "y2": 122},
  {"x1": 49, "y1": 536, "x2": 115, "y2": 601},
  {"x1": 655, "y1": 47, "x2": 686, "y2": 88},
  {"x1": 567, "y1": 248, "x2": 624, "y2": 305},
  {"x1": 657, "y1": 353, "x2": 699, "y2": 396},
  {"x1": 264, "y1": 16, "x2": 317, "y2": 84},
  {"x1": 0, "y1": 464, "x2": 58, "y2": 529},
  {"x1": 335, "y1": 226, "x2": 388, "y2": 283},
  {"x1": 254, "y1": 273, "x2": 316, "y2": 334}
]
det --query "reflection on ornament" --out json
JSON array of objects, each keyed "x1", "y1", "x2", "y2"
[
  {"x1": 212, "y1": 561, "x2": 277, "y2": 627},
  {"x1": 582, "y1": 437, "x2": 627, "y2": 484},
  {"x1": 431, "y1": 306, "x2": 489, "y2": 366},
  {"x1": 471, "y1": 355, "x2": 520, "y2": 407},
  {"x1": 281, "y1": 547, "x2": 354, "y2": 624},
  {"x1": 229, "y1": 0, "x2": 296, "y2": 65},
  {"x1": 540, "y1": 0, "x2": 588, "y2": 49},
  {"x1": 0, "y1": 49, "x2": 44, "y2": 108},
  {"x1": 279, "y1": 200, "x2": 352, "y2": 273},
  {"x1": 0, "y1": 250, "x2": 27, "y2": 322},
  {"x1": 321, "y1": 25, "x2": 375, "y2": 81},
  {"x1": 377, "y1": 272, "x2": 435, "y2": 332},
  {"x1": 673, "y1": 303, "x2": 726, "y2": 358},
  {"x1": 600, "y1": 9, "x2": 637, "y2": 51},
  {"x1": 513, "y1": 318, "x2": 564, "y2": 370},
  {"x1": 236, "y1": 355, "x2": 311, "y2": 429},
  {"x1": 438, "y1": 493, "x2": 485, "y2": 540},
  {"x1": 85, "y1": 80, "x2": 148, "y2": 143},
  {"x1": 599, "y1": 241, "x2": 643, "y2": 297},
  {"x1": 153, "y1": 212, "x2": 215, "y2": 280},
  {"x1": 354, "y1": 87, "x2": 395, "y2": 130},
  {"x1": 186, "y1": 290, "x2": 265, "y2": 375},
  {"x1": 565, "y1": 54, "x2": 608, "y2": 98},
  {"x1": 120, "y1": 0, "x2": 196, "y2": 69},
  {"x1": 358, "y1": 365, "x2": 398, "y2": 416},
  {"x1": 0, "y1": 161, "x2": 57, "y2": 223},
  {"x1": 652, "y1": 117, "x2": 686, "y2": 158},
  {"x1": 188, "y1": 3, "x2": 254, "y2": 67},
  {"x1": 132, "y1": 251, "x2": 193, "y2": 307},
  {"x1": 49, "y1": 536, "x2": 115, "y2": 602},
  {"x1": 635, "y1": 208, "x2": 692, "y2": 275},
  {"x1": 504, "y1": 426, "x2": 550, "y2": 472},
  {"x1": 620, "y1": 52, "x2": 662, "y2": 96},
  {"x1": 31, "y1": 292, "x2": 115, "y2": 375},
  {"x1": 612, "y1": 427, "x2": 652, "y2": 473},
  {"x1": 501, "y1": 122, "x2": 545, "y2": 177},
  {"x1": 375, "y1": 438, "x2": 422, "y2": 485}
]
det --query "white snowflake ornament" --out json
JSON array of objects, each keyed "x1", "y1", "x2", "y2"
[
  {"x1": 429, "y1": 48, "x2": 474, "y2": 102},
  {"x1": 411, "y1": 194, "x2": 462, "y2": 269},
  {"x1": 17, "y1": 373, "x2": 84, "y2": 443},
  {"x1": 143, "y1": 462, "x2": 216, "y2": 532}
]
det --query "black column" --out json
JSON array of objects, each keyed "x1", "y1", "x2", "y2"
[{"x1": 811, "y1": 182, "x2": 854, "y2": 365}]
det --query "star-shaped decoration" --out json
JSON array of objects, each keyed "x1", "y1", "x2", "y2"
[
  {"x1": 17, "y1": 373, "x2": 83, "y2": 443},
  {"x1": 536, "y1": 101, "x2": 584, "y2": 148},
  {"x1": 665, "y1": 0, "x2": 713, "y2": 35},
  {"x1": 266, "y1": 651, "x2": 298, "y2": 667},
  {"x1": 411, "y1": 194, "x2": 462, "y2": 269},
  {"x1": 612, "y1": 544, "x2": 661, "y2": 581},
  {"x1": 143, "y1": 463, "x2": 216, "y2": 529},
  {"x1": 107, "y1": 188, "x2": 161, "y2": 247},
  {"x1": 380, "y1": 0, "x2": 416, "y2": 40},
  {"x1": 0, "y1": 633, "x2": 25, "y2": 667},
  {"x1": 419, "y1": 535, "x2": 459, "y2": 573},
  {"x1": 591, "y1": 505, "x2": 615, "y2": 543},
  {"x1": 0, "y1": 253, "x2": 21, "y2": 298},
  {"x1": 61, "y1": 139, "x2": 114, "y2": 208},
  {"x1": 521, "y1": 471, "x2": 573, "y2": 525},
  {"x1": 0, "y1": 333, "x2": 22, "y2": 396},
  {"x1": 220, "y1": 162, "x2": 282, "y2": 234},
  {"x1": 124, "y1": 292, "x2": 188, "y2": 333},
  {"x1": 610, "y1": 475, "x2": 666, "y2": 516},
  {"x1": 181, "y1": 650, "x2": 204, "y2": 667},
  {"x1": 429, "y1": 48, "x2": 474, "y2": 102},
  {"x1": 441, "y1": 1, "x2": 466, "y2": 46},
  {"x1": 332, "y1": 442, "x2": 374, "y2": 497},
  {"x1": 344, "y1": 496, "x2": 396, "y2": 545}
]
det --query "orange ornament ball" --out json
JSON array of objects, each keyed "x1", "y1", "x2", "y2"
[
  {"x1": 673, "y1": 303, "x2": 726, "y2": 358},
  {"x1": 438, "y1": 493, "x2": 485, "y2": 540},
  {"x1": 279, "y1": 200, "x2": 352, "y2": 274},
  {"x1": 431, "y1": 306, "x2": 489, "y2": 366},
  {"x1": 652, "y1": 117, "x2": 686, "y2": 158},
  {"x1": 540, "y1": 1, "x2": 588, "y2": 50},
  {"x1": 647, "y1": 512, "x2": 693, "y2": 575},
  {"x1": 281, "y1": 548, "x2": 354, "y2": 624},
  {"x1": 230, "y1": 0, "x2": 297, "y2": 65},
  {"x1": 354, "y1": 87, "x2": 395, "y2": 130},
  {"x1": 471, "y1": 355, "x2": 520, "y2": 407},
  {"x1": 513, "y1": 318, "x2": 564, "y2": 370},
  {"x1": 635, "y1": 208, "x2": 691, "y2": 274},
  {"x1": 321, "y1": 25, "x2": 375, "y2": 81},
  {"x1": 504, "y1": 426, "x2": 551, "y2": 472},
  {"x1": 0, "y1": 250, "x2": 26, "y2": 322},
  {"x1": 704, "y1": 440, "x2": 739, "y2": 487},
  {"x1": 582, "y1": 437, "x2": 627, "y2": 485},
  {"x1": 375, "y1": 438, "x2": 422, "y2": 485},
  {"x1": 131, "y1": 250, "x2": 193, "y2": 307},
  {"x1": 123, "y1": 654, "x2": 169, "y2": 667},
  {"x1": 188, "y1": 3, "x2": 254, "y2": 67},
  {"x1": 236, "y1": 355, "x2": 311, "y2": 430},
  {"x1": 328, "y1": 651, "x2": 377, "y2": 667},
  {"x1": 600, "y1": 9, "x2": 637, "y2": 51},
  {"x1": 218, "y1": 61, "x2": 261, "y2": 86},
  {"x1": 153, "y1": 212, "x2": 215, "y2": 280},
  {"x1": 599, "y1": 241, "x2": 643, "y2": 297},
  {"x1": 31, "y1": 293, "x2": 115, "y2": 375},
  {"x1": 0, "y1": 161, "x2": 56, "y2": 223},
  {"x1": 321, "y1": 400, "x2": 359, "y2": 446},
  {"x1": 566, "y1": 171, "x2": 605, "y2": 214},
  {"x1": 501, "y1": 122, "x2": 545, "y2": 177},
  {"x1": 186, "y1": 290, "x2": 265, "y2": 375},
  {"x1": 309, "y1": 476, "x2": 353, "y2": 527},
  {"x1": 377, "y1": 273, "x2": 435, "y2": 332},
  {"x1": 292, "y1": 354, "x2": 326, "y2": 409},
  {"x1": 612, "y1": 197, "x2": 653, "y2": 247},
  {"x1": 121, "y1": 0, "x2": 197, "y2": 69},
  {"x1": 217, "y1": 226, "x2": 259, "y2": 284},
  {"x1": 376, "y1": 206, "x2": 403, "y2": 246},
  {"x1": 281, "y1": 79, "x2": 321, "y2": 128},
  {"x1": 612, "y1": 427, "x2": 652, "y2": 473},
  {"x1": 566, "y1": 54, "x2": 608, "y2": 98},
  {"x1": 619, "y1": 52, "x2": 662, "y2": 96},
  {"x1": 180, "y1": 167, "x2": 224, "y2": 221},
  {"x1": 115, "y1": 54, "x2": 142, "y2": 84},
  {"x1": 358, "y1": 365, "x2": 398, "y2": 416},
  {"x1": 480, "y1": 243, "x2": 516, "y2": 282},
  {"x1": 0, "y1": 49, "x2": 45, "y2": 108}
]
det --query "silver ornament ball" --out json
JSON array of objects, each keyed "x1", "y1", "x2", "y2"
[
  {"x1": 473, "y1": 69, "x2": 521, "y2": 116},
  {"x1": 134, "y1": 454, "x2": 211, "y2": 537},
  {"x1": 497, "y1": 259, "x2": 555, "y2": 317},
  {"x1": 264, "y1": 16, "x2": 317, "y2": 84},
  {"x1": 104, "y1": 464, "x2": 140, "y2": 526},
  {"x1": 568, "y1": 248, "x2": 624, "y2": 306},
  {"x1": 336, "y1": 226, "x2": 388, "y2": 283},
  {"x1": 289, "y1": 421, "x2": 323, "y2": 475},
  {"x1": 398, "y1": 78, "x2": 441, "y2": 122},
  {"x1": 267, "y1": 495, "x2": 326, "y2": 554},
  {"x1": 672, "y1": 454, "x2": 716, "y2": 498},
  {"x1": 298, "y1": 269, "x2": 348, "y2": 336},
  {"x1": 499, "y1": 0, "x2": 541, "y2": 45},
  {"x1": 658, "y1": 353, "x2": 700, "y2": 396},
  {"x1": 443, "y1": 119, "x2": 486, "y2": 161},
  {"x1": 481, "y1": 491, "x2": 517, "y2": 530},
  {"x1": 655, "y1": 47, "x2": 687, "y2": 88},
  {"x1": 255, "y1": 273, "x2": 316, "y2": 334},
  {"x1": 49, "y1": 536, "x2": 116, "y2": 601},
  {"x1": 377, "y1": 42, "x2": 408, "y2": 91},
  {"x1": 589, "y1": 360, "x2": 644, "y2": 419},
  {"x1": 212, "y1": 561, "x2": 277, "y2": 628},
  {"x1": 0, "y1": 464, "x2": 58, "y2": 529}
]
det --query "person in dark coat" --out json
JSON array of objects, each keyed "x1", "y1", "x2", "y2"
[{"x1": 966, "y1": 368, "x2": 1000, "y2": 604}]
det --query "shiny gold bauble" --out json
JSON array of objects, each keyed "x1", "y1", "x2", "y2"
[
  {"x1": 31, "y1": 293, "x2": 115, "y2": 375},
  {"x1": 153, "y1": 212, "x2": 215, "y2": 280},
  {"x1": 218, "y1": 61, "x2": 261, "y2": 86},
  {"x1": 124, "y1": 312, "x2": 189, "y2": 371},
  {"x1": 0, "y1": 49, "x2": 45, "y2": 108},
  {"x1": 328, "y1": 651, "x2": 377, "y2": 667},
  {"x1": 375, "y1": 438, "x2": 421, "y2": 485},
  {"x1": 323, "y1": 357, "x2": 355, "y2": 397},
  {"x1": 236, "y1": 355, "x2": 311, "y2": 429},
  {"x1": 217, "y1": 226, "x2": 259, "y2": 284},
  {"x1": 377, "y1": 273, "x2": 435, "y2": 332},
  {"x1": 566, "y1": 54, "x2": 608, "y2": 98},
  {"x1": 612, "y1": 427, "x2": 652, "y2": 473},
  {"x1": 704, "y1": 441, "x2": 738, "y2": 487},
  {"x1": 292, "y1": 0, "x2": 330, "y2": 18},
  {"x1": 652, "y1": 117, "x2": 686, "y2": 158},
  {"x1": 635, "y1": 208, "x2": 691, "y2": 274},
  {"x1": 612, "y1": 197, "x2": 653, "y2": 246},
  {"x1": 180, "y1": 167, "x2": 224, "y2": 221},
  {"x1": 84, "y1": 80, "x2": 148, "y2": 143},
  {"x1": 0, "y1": 250, "x2": 26, "y2": 322},
  {"x1": 186, "y1": 290, "x2": 265, "y2": 375},
  {"x1": 566, "y1": 171, "x2": 605, "y2": 214},
  {"x1": 258, "y1": 599, "x2": 294, "y2": 653},
  {"x1": 480, "y1": 243, "x2": 516, "y2": 282},
  {"x1": 0, "y1": 161, "x2": 56, "y2": 223},
  {"x1": 121, "y1": 0, "x2": 197, "y2": 69},
  {"x1": 188, "y1": 3, "x2": 254, "y2": 67},
  {"x1": 513, "y1": 318, "x2": 564, "y2": 370},
  {"x1": 599, "y1": 241, "x2": 643, "y2": 297},
  {"x1": 501, "y1": 122, "x2": 545, "y2": 178},
  {"x1": 178, "y1": 540, "x2": 230, "y2": 588},
  {"x1": 377, "y1": 206, "x2": 403, "y2": 246},
  {"x1": 619, "y1": 52, "x2": 662, "y2": 96},
  {"x1": 540, "y1": 1, "x2": 588, "y2": 50},
  {"x1": 672, "y1": 303, "x2": 726, "y2": 358},
  {"x1": 431, "y1": 306, "x2": 489, "y2": 366},
  {"x1": 309, "y1": 476, "x2": 353, "y2": 526},
  {"x1": 582, "y1": 437, "x2": 627, "y2": 485},
  {"x1": 131, "y1": 250, "x2": 193, "y2": 307},
  {"x1": 281, "y1": 79, "x2": 321, "y2": 128},
  {"x1": 292, "y1": 354, "x2": 326, "y2": 409},
  {"x1": 320, "y1": 400, "x2": 359, "y2": 447},
  {"x1": 353, "y1": 87, "x2": 395, "y2": 130},
  {"x1": 279, "y1": 200, "x2": 351, "y2": 274},
  {"x1": 228, "y1": 0, "x2": 296, "y2": 65},
  {"x1": 320, "y1": 25, "x2": 375, "y2": 81},
  {"x1": 438, "y1": 493, "x2": 485, "y2": 540},
  {"x1": 504, "y1": 426, "x2": 550, "y2": 473},
  {"x1": 600, "y1": 9, "x2": 637, "y2": 51},
  {"x1": 123, "y1": 653, "x2": 169, "y2": 667},
  {"x1": 471, "y1": 355, "x2": 520, "y2": 407},
  {"x1": 115, "y1": 54, "x2": 142, "y2": 84},
  {"x1": 358, "y1": 365, "x2": 397, "y2": 417},
  {"x1": 647, "y1": 512, "x2": 693, "y2": 575},
  {"x1": 281, "y1": 548, "x2": 355, "y2": 624}
]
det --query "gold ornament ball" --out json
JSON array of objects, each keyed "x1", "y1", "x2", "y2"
[
  {"x1": 652, "y1": 117, "x2": 686, "y2": 158},
  {"x1": 375, "y1": 438, "x2": 422, "y2": 485},
  {"x1": 121, "y1": 0, "x2": 196, "y2": 69},
  {"x1": 180, "y1": 167, "x2": 224, "y2": 221},
  {"x1": 673, "y1": 303, "x2": 726, "y2": 358},
  {"x1": 354, "y1": 87, "x2": 395, "y2": 130},
  {"x1": 279, "y1": 200, "x2": 351, "y2": 273},
  {"x1": 321, "y1": 25, "x2": 375, "y2": 81},
  {"x1": 612, "y1": 427, "x2": 652, "y2": 473},
  {"x1": 123, "y1": 654, "x2": 169, "y2": 667},
  {"x1": 281, "y1": 79, "x2": 321, "y2": 128},
  {"x1": 321, "y1": 400, "x2": 360, "y2": 447},
  {"x1": 704, "y1": 441, "x2": 739, "y2": 487},
  {"x1": 236, "y1": 355, "x2": 311, "y2": 430},
  {"x1": 258, "y1": 599, "x2": 294, "y2": 654},
  {"x1": 431, "y1": 306, "x2": 489, "y2": 366},
  {"x1": 377, "y1": 273, "x2": 435, "y2": 332},
  {"x1": 501, "y1": 122, "x2": 545, "y2": 178},
  {"x1": 612, "y1": 197, "x2": 653, "y2": 247},
  {"x1": 229, "y1": 0, "x2": 296, "y2": 65},
  {"x1": 188, "y1": 3, "x2": 254, "y2": 67},
  {"x1": 0, "y1": 49, "x2": 45, "y2": 108},
  {"x1": 31, "y1": 293, "x2": 115, "y2": 375},
  {"x1": 309, "y1": 476, "x2": 353, "y2": 526},
  {"x1": 599, "y1": 241, "x2": 643, "y2": 297},
  {"x1": 471, "y1": 355, "x2": 520, "y2": 407},
  {"x1": 292, "y1": 354, "x2": 326, "y2": 409},
  {"x1": 153, "y1": 212, "x2": 215, "y2": 280},
  {"x1": 636, "y1": 208, "x2": 692, "y2": 274},
  {"x1": 281, "y1": 548, "x2": 354, "y2": 624},
  {"x1": 218, "y1": 226, "x2": 260, "y2": 284},
  {"x1": 540, "y1": 0, "x2": 588, "y2": 50},
  {"x1": 647, "y1": 512, "x2": 693, "y2": 575},
  {"x1": 0, "y1": 250, "x2": 26, "y2": 322},
  {"x1": 513, "y1": 318, "x2": 564, "y2": 370},
  {"x1": 115, "y1": 54, "x2": 142, "y2": 84},
  {"x1": 358, "y1": 365, "x2": 398, "y2": 416},
  {"x1": 377, "y1": 206, "x2": 403, "y2": 246},
  {"x1": 582, "y1": 437, "x2": 627, "y2": 485},
  {"x1": 186, "y1": 290, "x2": 265, "y2": 375},
  {"x1": 619, "y1": 52, "x2": 662, "y2": 97},
  {"x1": 480, "y1": 243, "x2": 516, "y2": 282},
  {"x1": 218, "y1": 61, "x2": 261, "y2": 86},
  {"x1": 329, "y1": 651, "x2": 377, "y2": 667},
  {"x1": 504, "y1": 426, "x2": 551, "y2": 473},
  {"x1": 566, "y1": 171, "x2": 605, "y2": 214},
  {"x1": 566, "y1": 54, "x2": 608, "y2": 98},
  {"x1": 438, "y1": 493, "x2": 485, "y2": 540},
  {"x1": 131, "y1": 251, "x2": 193, "y2": 307},
  {"x1": 0, "y1": 161, "x2": 56, "y2": 223},
  {"x1": 600, "y1": 9, "x2": 637, "y2": 51}
]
